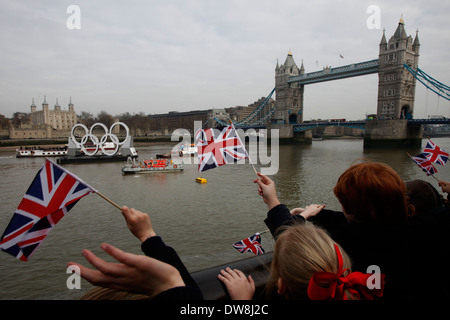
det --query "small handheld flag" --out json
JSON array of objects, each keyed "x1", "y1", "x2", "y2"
[
  {"x1": 0, "y1": 158, "x2": 97, "y2": 261},
  {"x1": 233, "y1": 233, "x2": 265, "y2": 255},
  {"x1": 195, "y1": 124, "x2": 248, "y2": 172},
  {"x1": 423, "y1": 138, "x2": 449, "y2": 166},
  {"x1": 408, "y1": 152, "x2": 438, "y2": 180}
]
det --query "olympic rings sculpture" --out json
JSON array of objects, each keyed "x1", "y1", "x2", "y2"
[{"x1": 70, "y1": 122, "x2": 130, "y2": 156}]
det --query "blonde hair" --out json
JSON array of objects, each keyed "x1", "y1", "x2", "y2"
[{"x1": 266, "y1": 222, "x2": 354, "y2": 300}]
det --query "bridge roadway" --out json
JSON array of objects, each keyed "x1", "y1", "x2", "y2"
[
  {"x1": 292, "y1": 118, "x2": 450, "y2": 132},
  {"x1": 293, "y1": 118, "x2": 450, "y2": 132},
  {"x1": 288, "y1": 59, "x2": 379, "y2": 85},
  {"x1": 235, "y1": 118, "x2": 450, "y2": 132}
]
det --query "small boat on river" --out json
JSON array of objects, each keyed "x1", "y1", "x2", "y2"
[
  {"x1": 122, "y1": 157, "x2": 183, "y2": 174},
  {"x1": 155, "y1": 152, "x2": 171, "y2": 159},
  {"x1": 172, "y1": 143, "x2": 197, "y2": 157},
  {"x1": 16, "y1": 145, "x2": 68, "y2": 158}
]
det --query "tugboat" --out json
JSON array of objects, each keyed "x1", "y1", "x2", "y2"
[{"x1": 122, "y1": 157, "x2": 183, "y2": 174}]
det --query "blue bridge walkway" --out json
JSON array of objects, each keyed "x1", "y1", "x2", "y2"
[
  {"x1": 288, "y1": 59, "x2": 379, "y2": 85},
  {"x1": 292, "y1": 118, "x2": 450, "y2": 132}
]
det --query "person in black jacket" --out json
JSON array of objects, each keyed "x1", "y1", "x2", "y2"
[
  {"x1": 254, "y1": 161, "x2": 430, "y2": 300},
  {"x1": 68, "y1": 206, "x2": 203, "y2": 300},
  {"x1": 404, "y1": 179, "x2": 450, "y2": 298}
]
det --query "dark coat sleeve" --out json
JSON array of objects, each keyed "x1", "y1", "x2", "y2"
[
  {"x1": 307, "y1": 209, "x2": 348, "y2": 233},
  {"x1": 263, "y1": 204, "x2": 346, "y2": 238},
  {"x1": 141, "y1": 236, "x2": 203, "y2": 300},
  {"x1": 264, "y1": 204, "x2": 305, "y2": 238}
]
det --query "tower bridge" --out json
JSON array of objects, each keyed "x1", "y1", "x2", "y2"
[
  {"x1": 267, "y1": 17, "x2": 422, "y2": 128},
  {"x1": 218, "y1": 17, "x2": 450, "y2": 147}
]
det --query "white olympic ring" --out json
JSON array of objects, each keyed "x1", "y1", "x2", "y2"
[{"x1": 70, "y1": 122, "x2": 130, "y2": 157}]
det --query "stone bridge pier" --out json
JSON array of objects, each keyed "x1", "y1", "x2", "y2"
[{"x1": 363, "y1": 119, "x2": 422, "y2": 148}]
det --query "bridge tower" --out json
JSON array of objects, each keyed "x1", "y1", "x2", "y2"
[
  {"x1": 274, "y1": 51, "x2": 304, "y2": 124},
  {"x1": 377, "y1": 17, "x2": 420, "y2": 120},
  {"x1": 365, "y1": 17, "x2": 422, "y2": 148}
]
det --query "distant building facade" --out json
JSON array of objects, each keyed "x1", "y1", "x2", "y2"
[
  {"x1": 9, "y1": 97, "x2": 77, "y2": 139},
  {"x1": 226, "y1": 97, "x2": 275, "y2": 124},
  {"x1": 148, "y1": 98, "x2": 276, "y2": 135},
  {"x1": 147, "y1": 108, "x2": 229, "y2": 135},
  {"x1": 31, "y1": 96, "x2": 77, "y2": 130}
]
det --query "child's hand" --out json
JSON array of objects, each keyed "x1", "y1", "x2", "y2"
[
  {"x1": 290, "y1": 204, "x2": 325, "y2": 219},
  {"x1": 254, "y1": 172, "x2": 280, "y2": 210},
  {"x1": 438, "y1": 180, "x2": 450, "y2": 193},
  {"x1": 218, "y1": 267, "x2": 255, "y2": 300}
]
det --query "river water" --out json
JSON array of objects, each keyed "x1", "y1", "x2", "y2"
[{"x1": 1, "y1": 137, "x2": 449, "y2": 299}]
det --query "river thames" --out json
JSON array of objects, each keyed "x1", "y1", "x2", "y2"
[{"x1": 0, "y1": 137, "x2": 449, "y2": 299}]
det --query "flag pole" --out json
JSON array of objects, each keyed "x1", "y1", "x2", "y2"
[
  {"x1": 228, "y1": 118, "x2": 259, "y2": 179},
  {"x1": 406, "y1": 152, "x2": 440, "y2": 182},
  {"x1": 95, "y1": 192, "x2": 122, "y2": 210},
  {"x1": 430, "y1": 173, "x2": 440, "y2": 182}
]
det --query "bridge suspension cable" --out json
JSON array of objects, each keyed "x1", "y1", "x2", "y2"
[
  {"x1": 234, "y1": 87, "x2": 276, "y2": 126},
  {"x1": 404, "y1": 63, "x2": 450, "y2": 102},
  {"x1": 214, "y1": 104, "x2": 277, "y2": 128},
  {"x1": 214, "y1": 88, "x2": 276, "y2": 127}
]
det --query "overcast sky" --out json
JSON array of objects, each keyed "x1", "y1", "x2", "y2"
[{"x1": 1, "y1": 0, "x2": 450, "y2": 121}]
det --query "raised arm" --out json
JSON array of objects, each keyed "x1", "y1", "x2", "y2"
[
  {"x1": 121, "y1": 205, "x2": 156, "y2": 242},
  {"x1": 253, "y1": 172, "x2": 281, "y2": 210}
]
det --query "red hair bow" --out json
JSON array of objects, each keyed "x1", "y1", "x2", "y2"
[{"x1": 307, "y1": 244, "x2": 385, "y2": 300}]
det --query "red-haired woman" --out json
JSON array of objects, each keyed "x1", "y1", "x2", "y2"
[{"x1": 255, "y1": 161, "x2": 449, "y2": 299}]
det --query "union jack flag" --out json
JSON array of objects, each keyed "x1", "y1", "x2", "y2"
[
  {"x1": 423, "y1": 139, "x2": 449, "y2": 166},
  {"x1": 233, "y1": 233, "x2": 265, "y2": 255},
  {"x1": 195, "y1": 124, "x2": 248, "y2": 172},
  {"x1": 0, "y1": 158, "x2": 96, "y2": 261},
  {"x1": 412, "y1": 153, "x2": 438, "y2": 176}
]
